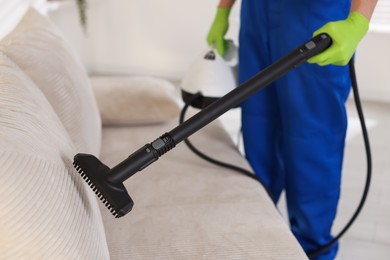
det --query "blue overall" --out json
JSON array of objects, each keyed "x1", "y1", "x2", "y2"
[{"x1": 239, "y1": 1, "x2": 351, "y2": 259}]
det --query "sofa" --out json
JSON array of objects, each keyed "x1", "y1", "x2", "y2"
[{"x1": 0, "y1": 8, "x2": 307, "y2": 259}]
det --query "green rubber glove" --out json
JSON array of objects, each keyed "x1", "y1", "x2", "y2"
[
  {"x1": 308, "y1": 12, "x2": 369, "y2": 66},
  {"x1": 206, "y1": 7, "x2": 231, "y2": 56}
]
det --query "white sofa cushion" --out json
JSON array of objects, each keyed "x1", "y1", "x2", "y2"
[
  {"x1": 0, "y1": 8, "x2": 101, "y2": 155},
  {"x1": 0, "y1": 52, "x2": 109, "y2": 259},
  {"x1": 90, "y1": 76, "x2": 181, "y2": 126}
]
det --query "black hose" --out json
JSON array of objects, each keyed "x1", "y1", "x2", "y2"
[
  {"x1": 180, "y1": 59, "x2": 372, "y2": 259},
  {"x1": 307, "y1": 59, "x2": 372, "y2": 258}
]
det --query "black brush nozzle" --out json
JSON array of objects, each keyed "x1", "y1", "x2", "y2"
[
  {"x1": 73, "y1": 153, "x2": 134, "y2": 218},
  {"x1": 73, "y1": 134, "x2": 175, "y2": 218}
]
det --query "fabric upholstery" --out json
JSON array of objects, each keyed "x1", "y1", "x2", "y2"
[
  {"x1": 0, "y1": 28, "x2": 109, "y2": 260},
  {"x1": 90, "y1": 76, "x2": 181, "y2": 126},
  {"x1": 0, "y1": 8, "x2": 101, "y2": 155}
]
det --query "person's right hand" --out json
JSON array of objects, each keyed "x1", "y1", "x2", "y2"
[{"x1": 206, "y1": 8, "x2": 231, "y2": 56}]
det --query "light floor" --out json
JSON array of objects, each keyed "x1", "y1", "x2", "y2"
[{"x1": 219, "y1": 99, "x2": 390, "y2": 259}]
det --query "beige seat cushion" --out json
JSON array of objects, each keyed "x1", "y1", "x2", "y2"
[
  {"x1": 0, "y1": 8, "x2": 101, "y2": 155},
  {"x1": 0, "y1": 52, "x2": 109, "y2": 259}
]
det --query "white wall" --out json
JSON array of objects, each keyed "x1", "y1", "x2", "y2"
[
  {"x1": 355, "y1": 31, "x2": 390, "y2": 103},
  {"x1": 47, "y1": 0, "x2": 241, "y2": 79}
]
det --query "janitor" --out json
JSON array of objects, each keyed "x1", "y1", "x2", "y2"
[{"x1": 206, "y1": 0, "x2": 377, "y2": 259}]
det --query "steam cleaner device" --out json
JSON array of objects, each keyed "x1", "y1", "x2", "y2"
[
  {"x1": 181, "y1": 39, "x2": 238, "y2": 109},
  {"x1": 73, "y1": 33, "x2": 372, "y2": 257}
]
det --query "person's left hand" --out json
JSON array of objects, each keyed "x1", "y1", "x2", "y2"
[
  {"x1": 308, "y1": 12, "x2": 369, "y2": 66},
  {"x1": 207, "y1": 7, "x2": 231, "y2": 56}
]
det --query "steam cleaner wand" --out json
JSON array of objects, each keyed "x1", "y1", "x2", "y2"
[{"x1": 73, "y1": 34, "x2": 332, "y2": 218}]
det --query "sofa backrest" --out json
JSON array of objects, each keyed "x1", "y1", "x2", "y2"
[
  {"x1": 0, "y1": 8, "x2": 109, "y2": 259},
  {"x1": 0, "y1": 7, "x2": 102, "y2": 156}
]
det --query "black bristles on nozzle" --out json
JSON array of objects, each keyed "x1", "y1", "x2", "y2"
[
  {"x1": 73, "y1": 134, "x2": 175, "y2": 218},
  {"x1": 73, "y1": 153, "x2": 134, "y2": 218}
]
